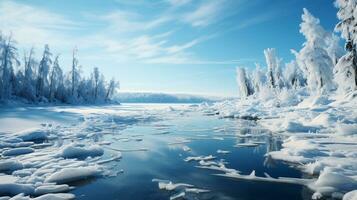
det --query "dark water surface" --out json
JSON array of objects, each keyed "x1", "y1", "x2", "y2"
[{"x1": 72, "y1": 106, "x2": 312, "y2": 200}]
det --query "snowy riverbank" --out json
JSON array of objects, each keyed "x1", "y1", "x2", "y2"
[{"x1": 196, "y1": 91, "x2": 357, "y2": 199}]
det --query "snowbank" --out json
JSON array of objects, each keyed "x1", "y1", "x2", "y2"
[{"x1": 198, "y1": 91, "x2": 357, "y2": 199}]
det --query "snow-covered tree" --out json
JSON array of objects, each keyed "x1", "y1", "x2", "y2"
[
  {"x1": 251, "y1": 63, "x2": 266, "y2": 93},
  {"x1": 69, "y1": 48, "x2": 81, "y2": 101},
  {"x1": 49, "y1": 55, "x2": 64, "y2": 102},
  {"x1": 106, "y1": 78, "x2": 119, "y2": 101},
  {"x1": 236, "y1": 67, "x2": 254, "y2": 98},
  {"x1": 0, "y1": 33, "x2": 119, "y2": 104},
  {"x1": 264, "y1": 48, "x2": 284, "y2": 89},
  {"x1": 293, "y1": 8, "x2": 335, "y2": 93},
  {"x1": 22, "y1": 48, "x2": 37, "y2": 100},
  {"x1": 0, "y1": 34, "x2": 19, "y2": 99},
  {"x1": 36, "y1": 45, "x2": 52, "y2": 99},
  {"x1": 283, "y1": 60, "x2": 305, "y2": 89},
  {"x1": 334, "y1": 0, "x2": 357, "y2": 92}
]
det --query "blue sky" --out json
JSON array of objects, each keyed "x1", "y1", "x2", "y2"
[{"x1": 0, "y1": 0, "x2": 338, "y2": 97}]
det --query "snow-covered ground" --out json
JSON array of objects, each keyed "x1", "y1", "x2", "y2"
[{"x1": 196, "y1": 91, "x2": 357, "y2": 200}]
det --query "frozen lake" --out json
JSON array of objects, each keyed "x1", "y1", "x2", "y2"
[
  {"x1": 73, "y1": 104, "x2": 311, "y2": 200},
  {"x1": 0, "y1": 104, "x2": 314, "y2": 200}
]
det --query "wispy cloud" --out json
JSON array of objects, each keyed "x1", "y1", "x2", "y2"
[
  {"x1": 182, "y1": 0, "x2": 227, "y2": 27},
  {"x1": 95, "y1": 10, "x2": 172, "y2": 34}
]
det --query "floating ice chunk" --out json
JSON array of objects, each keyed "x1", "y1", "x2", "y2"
[
  {"x1": 217, "y1": 150, "x2": 230, "y2": 154},
  {"x1": 2, "y1": 147, "x2": 34, "y2": 157},
  {"x1": 182, "y1": 146, "x2": 191, "y2": 152},
  {"x1": 170, "y1": 191, "x2": 185, "y2": 200},
  {"x1": 45, "y1": 166, "x2": 101, "y2": 184},
  {"x1": 152, "y1": 179, "x2": 193, "y2": 191},
  {"x1": 235, "y1": 143, "x2": 259, "y2": 147},
  {"x1": 184, "y1": 155, "x2": 215, "y2": 162},
  {"x1": 216, "y1": 170, "x2": 312, "y2": 186},
  {"x1": 0, "y1": 141, "x2": 34, "y2": 148},
  {"x1": 34, "y1": 193, "x2": 75, "y2": 200},
  {"x1": 0, "y1": 183, "x2": 34, "y2": 196},
  {"x1": 198, "y1": 160, "x2": 219, "y2": 166},
  {"x1": 12, "y1": 168, "x2": 36, "y2": 177},
  {"x1": 197, "y1": 163, "x2": 239, "y2": 174},
  {"x1": 59, "y1": 144, "x2": 104, "y2": 159},
  {"x1": 35, "y1": 184, "x2": 70, "y2": 195},
  {"x1": 185, "y1": 188, "x2": 210, "y2": 193},
  {"x1": 16, "y1": 128, "x2": 48, "y2": 141},
  {"x1": 0, "y1": 160, "x2": 23, "y2": 172},
  {"x1": 161, "y1": 182, "x2": 192, "y2": 191},
  {"x1": 343, "y1": 190, "x2": 357, "y2": 200}
]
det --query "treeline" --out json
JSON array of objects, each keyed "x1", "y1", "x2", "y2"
[
  {"x1": 0, "y1": 34, "x2": 119, "y2": 104},
  {"x1": 237, "y1": 4, "x2": 357, "y2": 99}
]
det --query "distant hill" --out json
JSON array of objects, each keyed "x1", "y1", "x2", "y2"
[{"x1": 114, "y1": 92, "x2": 228, "y2": 103}]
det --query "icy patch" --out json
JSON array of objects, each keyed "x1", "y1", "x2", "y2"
[{"x1": 58, "y1": 144, "x2": 104, "y2": 159}]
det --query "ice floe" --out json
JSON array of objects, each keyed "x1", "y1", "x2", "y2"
[{"x1": 152, "y1": 179, "x2": 210, "y2": 200}]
